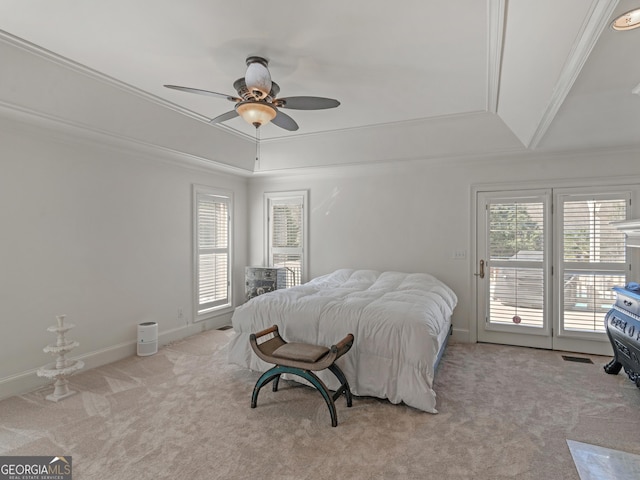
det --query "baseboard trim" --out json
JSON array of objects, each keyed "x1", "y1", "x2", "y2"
[
  {"x1": 0, "y1": 340, "x2": 137, "y2": 401},
  {"x1": 451, "y1": 327, "x2": 470, "y2": 343},
  {"x1": 0, "y1": 314, "x2": 232, "y2": 401}
]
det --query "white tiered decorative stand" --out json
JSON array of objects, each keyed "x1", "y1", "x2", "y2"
[{"x1": 37, "y1": 314, "x2": 84, "y2": 402}]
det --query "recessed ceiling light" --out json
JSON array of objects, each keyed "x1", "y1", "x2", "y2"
[{"x1": 612, "y1": 8, "x2": 640, "y2": 31}]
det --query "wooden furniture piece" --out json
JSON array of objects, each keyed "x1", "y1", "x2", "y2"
[
  {"x1": 249, "y1": 325, "x2": 354, "y2": 427},
  {"x1": 604, "y1": 285, "x2": 640, "y2": 389}
]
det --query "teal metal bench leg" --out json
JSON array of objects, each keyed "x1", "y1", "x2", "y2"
[
  {"x1": 251, "y1": 367, "x2": 280, "y2": 408},
  {"x1": 272, "y1": 374, "x2": 281, "y2": 392},
  {"x1": 328, "y1": 363, "x2": 352, "y2": 407},
  {"x1": 251, "y1": 365, "x2": 340, "y2": 427}
]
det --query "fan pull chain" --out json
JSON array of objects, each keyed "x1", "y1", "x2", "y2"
[{"x1": 255, "y1": 126, "x2": 260, "y2": 165}]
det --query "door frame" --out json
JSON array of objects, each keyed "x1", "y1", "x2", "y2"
[
  {"x1": 475, "y1": 189, "x2": 553, "y2": 349},
  {"x1": 471, "y1": 179, "x2": 640, "y2": 354}
]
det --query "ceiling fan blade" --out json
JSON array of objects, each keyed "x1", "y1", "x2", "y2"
[
  {"x1": 272, "y1": 109, "x2": 299, "y2": 131},
  {"x1": 277, "y1": 96, "x2": 340, "y2": 110},
  {"x1": 209, "y1": 110, "x2": 239, "y2": 124},
  {"x1": 164, "y1": 85, "x2": 241, "y2": 102}
]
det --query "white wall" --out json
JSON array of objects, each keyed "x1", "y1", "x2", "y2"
[
  {"x1": 248, "y1": 148, "x2": 640, "y2": 343},
  {"x1": 0, "y1": 117, "x2": 249, "y2": 399}
]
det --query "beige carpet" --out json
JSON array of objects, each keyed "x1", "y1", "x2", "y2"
[{"x1": 1, "y1": 328, "x2": 639, "y2": 479}]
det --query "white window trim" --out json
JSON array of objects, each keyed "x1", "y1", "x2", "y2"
[
  {"x1": 193, "y1": 184, "x2": 233, "y2": 322},
  {"x1": 264, "y1": 190, "x2": 309, "y2": 284}
]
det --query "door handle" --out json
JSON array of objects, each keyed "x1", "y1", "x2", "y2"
[{"x1": 474, "y1": 259, "x2": 485, "y2": 279}]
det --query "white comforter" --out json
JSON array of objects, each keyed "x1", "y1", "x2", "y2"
[{"x1": 228, "y1": 269, "x2": 457, "y2": 413}]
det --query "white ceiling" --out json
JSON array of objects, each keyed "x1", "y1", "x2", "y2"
[{"x1": 0, "y1": 0, "x2": 639, "y2": 167}]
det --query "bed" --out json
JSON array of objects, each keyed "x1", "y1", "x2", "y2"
[{"x1": 227, "y1": 269, "x2": 458, "y2": 413}]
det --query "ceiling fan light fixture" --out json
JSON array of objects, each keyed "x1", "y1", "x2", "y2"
[
  {"x1": 612, "y1": 8, "x2": 640, "y2": 31},
  {"x1": 236, "y1": 101, "x2": 277, "y2": 128},
  {"x1": 244, "y1": 56, "x2": 272, "y2": 99},
  {"x1": 165, "y1": 55, "x2": 337, "y2": 133}
]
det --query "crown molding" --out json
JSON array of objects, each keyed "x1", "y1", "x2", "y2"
[
  {"x1": 487, "y1": 0, "x2": 506, "y2": 113},
  {"x1": 251, "y1": 139, "x2": 640, "y2": 179},
  {"x1": 0, "y1": 29, "x2": 253, "y2": 143},
  {"x1": 259, "y1": 110, "x2": 491, "y2": 145},
  {"x1": 528, "y1": 0, "x2": 620, "y2": 148},
  {"x1": 0, "y1": 100, "x2": 253, "y2": 177}
]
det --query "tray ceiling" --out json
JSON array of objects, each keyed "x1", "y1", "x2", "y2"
[{"x1": 0, "y1": 0, "x2": 639, "y2": 170}]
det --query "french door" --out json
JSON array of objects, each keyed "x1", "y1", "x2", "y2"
[{"x1": 476, "y1": 187, "x2": 632, "y2": 355}]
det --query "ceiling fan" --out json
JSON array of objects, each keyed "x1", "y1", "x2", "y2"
[{"x1": 164, "y1": 56, "x2": 340, "y2": 131}]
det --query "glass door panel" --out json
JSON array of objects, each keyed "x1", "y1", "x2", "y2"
[
  {"x1": 477, "y1": 186, "x2": 635, "y2": 355},
  {"x1": 477, "y1": 190, "x2": 552, "y2": 349},
  {"x1": 554, "y1": 192, "x2": 629, "y2": 354}
]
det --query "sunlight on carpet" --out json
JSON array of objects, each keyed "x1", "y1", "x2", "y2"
[{"x1": 568, "y1": 440, "x2": 640, "y2": 480}]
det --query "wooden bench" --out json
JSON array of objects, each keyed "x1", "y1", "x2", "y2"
[{"x1": 249, "y1": 325, "x2": 354, "y2": 427}]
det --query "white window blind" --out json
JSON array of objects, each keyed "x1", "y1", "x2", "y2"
[
  {"x1": 195, "y1": 189, "x2": 231, "y2": 315},
  {"x1": 559, "y1": 194, "x2": 629, "y2": 333},
  {"x1": 488, "y1": 199, "x2": 546, "y2": 327},
  {"x1": 266, "y1": 192, "x2": 307, "y2": 287}
]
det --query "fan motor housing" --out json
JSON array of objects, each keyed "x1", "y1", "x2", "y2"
[{"x1": 233, "y1": 78, "x2": 280, "y2": 102}]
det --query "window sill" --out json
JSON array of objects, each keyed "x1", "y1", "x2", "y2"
[{"x1": 195, "y1": 304, "x2": 234, "y2": 323}]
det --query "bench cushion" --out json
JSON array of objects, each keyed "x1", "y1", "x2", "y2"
[{"x1": 272, "y1": 342, "x2": 330, "y2": 363}]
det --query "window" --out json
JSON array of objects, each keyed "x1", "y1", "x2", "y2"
[
  {"x1": 265, "y1": 191, "x2": 308, "y2": 287},
  {"x1": 194, "y1": 186, "x2": 232, "y2": 318},
  {"x1": 556, "y1": 191, "x2": 630, "y2": 334}
]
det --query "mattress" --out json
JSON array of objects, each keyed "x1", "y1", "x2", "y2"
[{"x1": 228, "y1": 269, "x2": 458, "y2": 413}]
